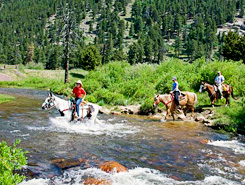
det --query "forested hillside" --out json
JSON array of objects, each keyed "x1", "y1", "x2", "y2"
[{"x1": 0, "y1": 0, "x2": 244, "y2": 69}]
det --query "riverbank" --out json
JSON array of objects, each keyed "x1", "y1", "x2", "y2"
[
  {"x1": 0, "y1": 58, "x2": 244, "y2": 134},
  {"x1": 0, "y1": 93, "x2": 15, "y2": 104}
]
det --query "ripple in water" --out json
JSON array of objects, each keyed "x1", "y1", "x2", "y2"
[
  {"x1": 207, "y1": 140, "x2": 245, "y2": 154},
  {"x1": 20, "y1": 167, "x2": 241, "y2": 185},
  {"x1": 27, "y1": 117, "x2": 139, "y2": 137}
]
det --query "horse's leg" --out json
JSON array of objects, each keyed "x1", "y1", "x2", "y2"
[
  {"x1": 165, "y1": 108, "x2": 171, "y2": 120},
  {"x1": 211, "y1": 97, "x2": 216, "y2": 108},
  {"x1": 225, "y1": 96, "x2": 229, "y2": 107},
  {"x1": 191, "y1": 106, "x2": 194, "y2": 117}
]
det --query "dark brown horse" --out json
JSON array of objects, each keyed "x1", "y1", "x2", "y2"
[{"x1": 199, "y1": 82, "x2": 237, "y2": 107}]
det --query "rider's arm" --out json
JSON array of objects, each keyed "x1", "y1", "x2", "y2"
[
  {"x1": 221, "y1": 76, "x2": 225, "y2": 84},
  {"x1": 171, "y1": 82, "x2": 178, "y2": 93},
  {"x1": 81, "y1": 89, "x2": 86, "y2": 100},
  {"x1": 215, "y1": 76, "x2": 218, "y2": 84}
]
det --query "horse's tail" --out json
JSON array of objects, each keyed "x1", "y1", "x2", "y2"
[{"x1": 230, "y1": 86, "x2": 238, "y2": 100}]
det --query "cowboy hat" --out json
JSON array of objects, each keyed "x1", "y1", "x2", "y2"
[{"x1": 76, "y1": 80, "x2": 82, "y2": 85}]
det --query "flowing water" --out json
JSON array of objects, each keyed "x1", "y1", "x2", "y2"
[{"x1": 0, "y1": 88, "x2": 244, "y2": 185}]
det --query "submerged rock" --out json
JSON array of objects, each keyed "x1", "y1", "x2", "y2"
[
  {"x1": 99, "y1": 161, "x2": 128, "y2": 173},
  {"x1": 52, "y1": 158, "x2": 83, "y2": 170},
  {"x1": 83, "y1": 178, "x2": 112, "y2": 185}
]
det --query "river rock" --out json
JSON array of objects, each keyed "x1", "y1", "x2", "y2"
[
  {"x1": 52, "y1": 158, "x2": 83, "y2": 170},
  {"x1": 195, "y1": 115, "x2": 205, "y2": 122},
  {"x1": 117, "y1": 105, "x2": 141, "y2": 114},
  {"x1": 110, "y1": 111, "x2": 122, "y2": 115},
  {"x1": 99, "y1": 107, "x2": 111, "y2": 114},
  {"x1": 99, "y1": 161, "x2": 128, "y2": 173},
  {"x1": 83, "y1": 178, "x2": 112, "y2": 185},
  {"x1": 203, "y1": 119, "x2": 214, "y2": 127}
]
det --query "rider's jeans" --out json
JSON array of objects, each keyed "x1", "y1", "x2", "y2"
[
  {"x1": 75, "y1": 98, "x2": 82, "y2": 116},
  {"x1": 174, "y1": 91, "x2": 180, "y2": 106}
]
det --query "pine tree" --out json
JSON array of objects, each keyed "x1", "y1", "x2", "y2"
[{"x1": 24, "y1": 42, "x2": 35, "y2": 65}]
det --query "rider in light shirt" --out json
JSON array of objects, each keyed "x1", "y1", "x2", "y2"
[
  {"x1": 215, "y1": 71, "x2": 224, "y2": 98},
  {"x1": 170, "y1": 77, "x2": 181, "y2": 109},
  {"x1": 71, "y1": 80, "x2": 86, "y2": 118}
]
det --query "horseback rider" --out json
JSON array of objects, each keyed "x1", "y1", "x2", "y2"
[
  {"x1": 215, "y1": 71, "x2": 224, "y2": 99},
  {"x1": 170, "y1": 77, "x2": 181, "y2": 109},
  {"x1": 71, "y1": 80, "x2": 86, "y2": 118}
]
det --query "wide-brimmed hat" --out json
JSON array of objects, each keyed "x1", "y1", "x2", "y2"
[
  {"x1": 76, "y1": 80, "x2": 82, "y2": 85},
  {"x1": 172, "y1": 77, "x2": 177, "y2": 80}
]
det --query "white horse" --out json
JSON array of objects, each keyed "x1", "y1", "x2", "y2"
[{"x1": 42, "y1": 92, "x2": 99, "y2": 123}]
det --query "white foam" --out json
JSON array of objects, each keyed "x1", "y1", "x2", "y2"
[
  {"x1": 208, "y1": 140, "x2": 245, "y2": 154},
  {"x1": 19, "y1": 178, "x2": 48, "y2": 185},
  {"x1": 27, "y1": 117, "x2": 139, "y2": 137},
  {"x1": 19, "y1": 167, "x2": 242, "y2": 185},
  {"x1": 238, "y1": 160, "x2": 245, "y2": 167}
]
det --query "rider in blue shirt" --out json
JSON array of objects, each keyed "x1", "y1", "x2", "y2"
[{"x1": 170, "y1": 77, "x2": 181, "y2": 109}]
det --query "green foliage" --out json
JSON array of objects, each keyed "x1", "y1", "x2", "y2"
[
  {"x1": 222, "y1": 31, "x2": 245, "y2": 63},
  {"x1": 0, "y1": 94, "x2": 15, "y2": 104},
  {"x1": 79, "y1": 45, "x2": 102, "y2": 70},
  {"x1": 0, "y1": 140, "x2": 27, "y2": 185},
  {"x1": 25, "y1": 62, "x2": 45, "y2": 70}
]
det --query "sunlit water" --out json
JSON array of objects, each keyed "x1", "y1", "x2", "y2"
[{"x1": 0, "y1": 88, "x2": 244, "y2": 185}]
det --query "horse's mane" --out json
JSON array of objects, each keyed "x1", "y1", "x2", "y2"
[
  {"x1": 53, "y1": 95, "x2": 68, "y2": 104},
  {"x1": 158, "y1": 94, "x2": 171, "y2": 101}
]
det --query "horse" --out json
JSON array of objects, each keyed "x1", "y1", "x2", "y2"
[
  {"x1": 42, "y1": 91, "x2": 99, "y2": 122},
  {"x1": 153, "y1": 92, "x2": 197, "y2": 121},
  {"x1": 199, "y1": 82, "x2": 237, "y2": 107}
]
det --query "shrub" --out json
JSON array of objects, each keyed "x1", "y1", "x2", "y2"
[{"x1": 0, "y1": 140, "x2": 27, "y2": 185}]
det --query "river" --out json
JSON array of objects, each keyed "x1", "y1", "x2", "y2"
[{"x1": 0, "y1": 88, "x2": 244, "y2": 185}]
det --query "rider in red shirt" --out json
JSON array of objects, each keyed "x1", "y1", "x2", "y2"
[{"x1": 71, "y1": 80, "x2": 86, "y2": 118}]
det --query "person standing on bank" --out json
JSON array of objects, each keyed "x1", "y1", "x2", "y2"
[
  {"x1": 71, "y1": 80, "x2": 86, "y2": 118},
  {"x1": 170, "y1": 77, "x2": 181, "y2": 109}
]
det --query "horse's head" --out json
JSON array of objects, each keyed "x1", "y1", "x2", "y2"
[
  {"x1": 42, "y1": 92, "x2": 55, "y2": 110},
  {"x1": 153, "y1": 95, "x2": 160, "y2": 107},
  {"x1": 199, "y1": 82, "x2": 207, "y2": 93}
]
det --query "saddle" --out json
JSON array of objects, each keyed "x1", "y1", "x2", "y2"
[
  {"x1": 213, "y1": 84, "x2": 229, "y2": 92},
  {"x1": 179, "y1": 92, "x2": 186, "y2": 100}
]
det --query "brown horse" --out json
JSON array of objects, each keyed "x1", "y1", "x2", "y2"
[
  {"x1": 199, "y1": 82, "x2": 237, "y2": 107},
  {"x1": 153, "y1": 92, "x2": 197, "y2": 121}
]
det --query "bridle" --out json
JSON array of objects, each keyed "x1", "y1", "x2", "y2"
[
  {"x1": 43, "y1": 97, "x2": 55, "y2": 110},
  {"x1": 154, "y1": 95, "x2": 173, "y2": 107}
]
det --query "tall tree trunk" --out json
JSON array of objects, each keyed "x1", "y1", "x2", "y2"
[
  {"x1": 64, "y1": 3, "x2": 70, "y2": 84},
  {"x1": 64, "y1": 30, "x2": 69, "y2": 83}
]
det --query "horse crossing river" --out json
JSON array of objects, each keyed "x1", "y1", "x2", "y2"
[{"x1": 0, "y1": 88, "x2": 244, "y2": 185}]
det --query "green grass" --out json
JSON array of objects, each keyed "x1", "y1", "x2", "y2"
[{"x1": 0, "y1": 94, "x2": 15, "y2": 104}]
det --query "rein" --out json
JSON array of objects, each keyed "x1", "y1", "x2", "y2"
[{"x1": 163, "y1": 97, "x2": 173, "y2": 106}]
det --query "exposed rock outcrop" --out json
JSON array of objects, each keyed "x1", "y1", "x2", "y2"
[{"x1": 99, "y1": 161, "x2": 128, "y2": 173}]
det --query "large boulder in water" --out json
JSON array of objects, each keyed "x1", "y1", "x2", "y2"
[
  {"x1": 99, "y1": 161, "x2": 128, "y2": 173},
  {"x1": 83, "y1": 178, "x2": 112, "y2": 185}
]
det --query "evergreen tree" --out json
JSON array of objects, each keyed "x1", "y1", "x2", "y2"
[
  {"x1": 24, "y1": 42, "x2": 35, "y2": 65},
  {"x1": 80, "y1": 45, "x2": 102, "y2": 70}
]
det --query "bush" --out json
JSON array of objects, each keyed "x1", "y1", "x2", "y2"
[
  {"x1": 0, "y1": 140, "x2": 27, "y2": 185},
  {"x1": 25, "y1": 62, "x2": 45, "y2": 70}
]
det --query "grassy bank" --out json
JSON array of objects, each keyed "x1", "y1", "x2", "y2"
[
  {"x1": 0, "y1": 94, "x2": 15, "y2": 104},
  {"x1": 0, "y1": 58, "x2": 244, "y2": 133}
]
